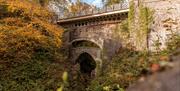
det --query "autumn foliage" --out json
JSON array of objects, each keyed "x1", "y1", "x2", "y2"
[{"x1": 0, "y1": 0, "x2": 64, "y2": 90}]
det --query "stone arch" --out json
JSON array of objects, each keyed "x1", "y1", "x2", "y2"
[
  {"x1": 76, "y1": 52, "x2": 96, "y2": 76},
  {"x1": 71, "y1": 47, "x2": 101, "y2": 63},
  {"x1": 72, "y1": 40, "x2": 100, "y2": 48},
  {"x1": 70, "y1": 38, "x2": 103, "y2": 49}
]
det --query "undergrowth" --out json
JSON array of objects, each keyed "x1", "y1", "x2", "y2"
[{"x1": 87, "y1": 33, "x2": 180, "y2": 91}]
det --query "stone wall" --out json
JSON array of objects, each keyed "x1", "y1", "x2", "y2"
[
  {"x1": 68, "y1": 23, "x2": 123, "y2": 61},
  {"x1": 70, "y1": 47, "x2": 101, "y2": 63},
  {"x1": 146, "y1": 0, "x2": 180, "y2": 51},
  {"x1": 131, "y1": 0, "x2": 180, "y2": 51}
]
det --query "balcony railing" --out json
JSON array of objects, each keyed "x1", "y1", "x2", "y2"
[{"x1": 58, "y1": 1, "x2": 129, "y2": 20}]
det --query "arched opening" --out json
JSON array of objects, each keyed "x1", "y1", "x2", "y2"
[
  {"x1": 72, "y1": 40, "x2": 100, "y2": 48},
  {"x1": 76, "y1": 52, "x2": 96, "y2": 75}
]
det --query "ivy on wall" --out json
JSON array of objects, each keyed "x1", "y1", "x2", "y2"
[
  {"x1": 128, "y1": 0, "x2": 135, "y2": 33},
  {"x1": 138, "y1": 2, "x2": 154, "y2": 51},
  {"x1": 127, "y1": 0, "x2": 154, "y2": 51}
]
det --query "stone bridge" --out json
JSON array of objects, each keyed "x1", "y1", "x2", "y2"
[
  {"x1": 58, "y1": 1, "x2": 129, "y2": 76},
  {"x1": 71, "y1": 47, "x2": 102, "y2": 63}
]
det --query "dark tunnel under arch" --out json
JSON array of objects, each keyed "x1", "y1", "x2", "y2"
[{"x1": 76, "y1": 52, "x2": 96, "y2": 75}]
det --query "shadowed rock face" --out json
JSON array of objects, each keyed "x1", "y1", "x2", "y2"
[{"x1": 127, "y1": 49, "x2": 180, "y2": 91}]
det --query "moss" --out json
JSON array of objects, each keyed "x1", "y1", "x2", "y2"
[
  {"x1": 139, "y1": 4, "x2": 153, "y2": 33},
  {"x1": 116, "y1": 19, "x2": 129, "y2": 33},
  {"x1": 127, "y1": 0, "x2": 154, "y2": 50},
  {"x1": 166, "y1": 33, "x2": 180, "y2": 52},
  {"x1": 128, "y1": 0, "x2": 135, "y2": 33},
  {"x1": 113, "y1": 19, "x2": 129, "y2": 43},
  {"x1": 136, "y1": 2, "x2": 154, "y2": 50}
]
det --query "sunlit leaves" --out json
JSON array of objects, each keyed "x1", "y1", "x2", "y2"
[
  {"x1": 2, "y1": 0, "x2": 52, "y2": 20},
  {"x1": 103, "y1": 0, "x2": 125, "y2": 6},
  {"x1": 0, "y1": 0, "x2": 64, "y2": 90}
]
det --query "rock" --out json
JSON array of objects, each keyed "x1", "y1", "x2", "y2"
[
  {"x1": 127, "y1": 62, "x2": 180, "y2": 91},
  {"x1": 131, "y1": 0, "x2": 180, "y2": 51},
  {"x1": 126, "y1": 49, "x2": 180, "y2": 91},
  {"x1": 146, "y1": 0, "x2": 180, "y2": 51}
]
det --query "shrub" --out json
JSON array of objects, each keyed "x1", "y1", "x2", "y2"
[
  {"x1": 87, "y1": 47, "x2": 174, "y2": 90},
  {"x1": 0, "y1": 0, "x2": 65, "y2": 90}
]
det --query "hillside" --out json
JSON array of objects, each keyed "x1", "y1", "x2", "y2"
[
  {"x1": 0, "y1": 0, "x2": 179, "y2": 91},
  {"x1": 0, "y1": 0, "x2": 65, "y2": 90}
]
